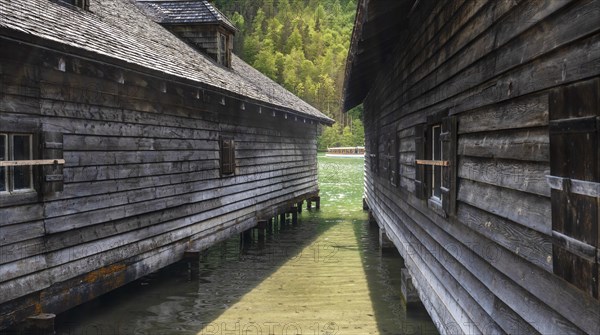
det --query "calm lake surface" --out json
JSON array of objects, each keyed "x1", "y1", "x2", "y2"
[{"x1": 55, "y1": 154, "x2": 437, "y2": 335}]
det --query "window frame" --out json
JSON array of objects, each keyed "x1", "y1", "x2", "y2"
[
  {"x1": 219, "y1": 136, "x2": 236, "y2": 176},
  {"x1": 0, "y1": 133, "x2": 35, "y2": 194},
  {"x1": 415, "y1": 110, "x2": 457, "y2": 218},
  {"x1": 217, "y1": 33, "x2": 229, "y2": 66}
]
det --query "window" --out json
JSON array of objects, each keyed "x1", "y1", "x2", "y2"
[
  {"x1": 430, "y1": 124, "x2": 442, "y2": 202},
  {"x1": 217, "y1": 33, "x2": 228, "y2": 66},
  {"x1": 415, "y1": 112, "x2": 457, "y2": 217},
  {"x1": 58, "y1": 0, "x2": 89, "y2": 10},
  {"x1": 0, "y1": 133, "x2": 34, "y2": 193},
  {"x1": 220, "y1": 137, "x2": 235, "y2": 176}
]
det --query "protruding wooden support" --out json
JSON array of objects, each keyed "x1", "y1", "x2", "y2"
[
  {"x1": 15, "y1": 313, "x2": 56, "y2": 335},
  {"x1": 184, "y1": 251, "x2": 201, "y2": 280},
  {"x1": 306, "y1": 196, "x2": 321, "y2": 210},
  {"x1": 368, "y1": 210, "x2": 377, "y2": 225},
  {"x1": 401, "y1": 268, "x2": 420, "y2": 306},
  {"x1": 290, "y1": 209, "x2": 298, "y2": 224},
  {"x1": 297, "y1": 201, "x2": 303, "y2": 213},
  {"x1": 279, "y1": 213, "x2": 286, "y2": 225},
  {"x1": 379, "y1": 228, "x2": 395, "y2": 251},
  {"x1": 242, "y1": 229, "x2": 253, "y2": 247},
  {"x1": 266, "y1": 218, "x2": 273, "y2": 234},
  {"x1": 362, "y1": 197, "x2": 369, "y2": 210},
  {"x1": 257, "y1": 220, "x2": 267, "y2": 241}
]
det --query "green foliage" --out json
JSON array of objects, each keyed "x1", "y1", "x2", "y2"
[
  {"x1": 215, "y1": 0, "x2": 362, "y2": 148},
  {"x1": 317, "y1": 108, "x2": 364, "y2": 151}
]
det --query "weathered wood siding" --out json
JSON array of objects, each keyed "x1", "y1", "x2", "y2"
[
  {"x1": 362, "y1": 0, "x2": 599, "y2": 334},
  {"x1": 0, "y1": 40, "x2": 319, "y2": 328}
]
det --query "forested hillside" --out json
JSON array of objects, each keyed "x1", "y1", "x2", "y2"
[{"x1": 214, "y1": 0, "x2": 364, "y2": 150}]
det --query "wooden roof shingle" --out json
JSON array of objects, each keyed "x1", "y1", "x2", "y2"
[
  {"x1": 136, "y1": 0, "x2": 237, "y2": 32},
  {"x1": 0, "y1": 0, "x2": 334, "y2": 124}
]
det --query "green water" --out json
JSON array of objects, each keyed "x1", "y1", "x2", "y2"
[{"x1": 54, "y1": 154, "x2": 437, "y2": 335}]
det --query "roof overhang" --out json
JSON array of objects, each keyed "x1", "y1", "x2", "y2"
[{"x1": 342, "y1": 0, "x2": 418, "y2": 112}]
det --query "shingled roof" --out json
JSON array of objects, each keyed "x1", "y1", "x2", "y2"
[
  {"x1": 0, "y1": 0, "x2": 333, "y2": 124},
  {"x1": 136, "y1": 0, "x2": 237, "y2": 32}
]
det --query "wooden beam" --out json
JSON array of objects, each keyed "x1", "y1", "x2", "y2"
[
  {"x1": 416, "y1": 159, "x2": 450, "y2": 167},
  {"x1": 0, "y1": 159, "x2": 65, "y2": 167}
]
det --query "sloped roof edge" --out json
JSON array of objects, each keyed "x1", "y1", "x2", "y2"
[{"x1": 0, "y1": 0, "x2": 333, "y2": 124}]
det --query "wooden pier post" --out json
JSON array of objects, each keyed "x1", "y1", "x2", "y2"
[
  {"x1": 379, "y1": 228, "x2": 395, "y2": 251},
  {"x1": 266, "y1": 218, "x2": 273, "y2": 234},
  {"x1": 297, "y1": 201, "x2": 303, "y2": 213},
  {"x1": 15, "y1": 314, "x2": 55, "y2": 335},
  {"x1": 279, "y1": 213, "x2": 286, "y2": 225},
  {"x1": 362, "y1": 197, "x2": 369, "y2": 210},
  {"x1": 368, "y1": 210, "x2": 377, "y2": 225},
  {"x1": 401, "y1": 268, "x2": 420, "y2": 306},
  {"x1": 184, "y1": 251, "x2": 201, "y2": 280},
  {"x1": 290, "y1": 209, "x2": 298, "y2": 224},
  {"x1": 242, "y1": 229, "x2": 253, "y2": 247},
  {"x1": 257, "y1": 220, "x2": 267, "y2": 241},
  {"x1": 306, "y1": 196, "x2": 321, "y2": 210}
]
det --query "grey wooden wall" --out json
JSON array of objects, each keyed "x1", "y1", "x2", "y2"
[
  {"x1": 0, "y1": 40, "x2": 319, "y2": 328},
  {"x1": 362, "y1": 0, "x2": 599, "y2": 334}
]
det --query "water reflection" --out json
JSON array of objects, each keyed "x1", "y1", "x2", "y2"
[{"x1": 55, "y1": 155, "x2": 437, "y2": 335}]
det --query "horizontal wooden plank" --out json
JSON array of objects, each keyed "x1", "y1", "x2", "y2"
[
  {"x1": 0, "y1": 221, "x2": 45, "y2": 248},
  {"x1": 39, "y1": 100, "x2": 219, "y2": 132},
  {"x1": 458, "y1": 93, "x2": 549, "y2": 134},
  {"x1": 63, "y1": 160, "x2": 219, "y2": 183},
  {"x1": 459, "y1": 156, "x2": 550, "y2": 197},
  {"x1": 63, "y1": 135, "x2": 216, "y2": 152},
  {"x1": 457, "y1": 203, "x2": 552, "y2": 272},
  {"x1": 545, "y1": 175, "x2": 600, "y2": 198},
  {"x1": 0, "y1": 159, "x2": 64, "y2": 167},
  {"x1": 458, "y1": 179, "x2": 551, "y2": 235},
  {"x1": 63, "y1": 150, "x2": 217, "y2": 167},
  {"x1": 458, "y1": 128, "x2": 549, "y2": 162},
  {"x1": 416, "y1": 159, "x2": 449, "y2": 167},
  {"x1": 0, "y1": 204, "x2": 44, "y2": 227}
]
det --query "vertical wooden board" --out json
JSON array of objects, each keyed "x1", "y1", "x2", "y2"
[
  {"x1": 414, "y1": 124, "x2": 426, "y2": 199},
  {"x1": 549, "y1": 78, "x2": 599, "y2": 299},
  {"x1": 553, "y1": 246, "x2": 597, "y2": 298}
]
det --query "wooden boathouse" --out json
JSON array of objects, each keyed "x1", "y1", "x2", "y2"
[
  {"x1": 344, "y1": 0, "x2": 599, "y2": 334},
  {"x1": 0, "y1": 0, "x2": 332, "y2": 330}
]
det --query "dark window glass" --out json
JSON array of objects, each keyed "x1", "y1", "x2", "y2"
[
  {"x1": 12, "y1": 135, "x2": 32, "y2": 190},
  {"x1": 220, "y1": 137, "x2": 235, "y2": 176},
  {"x1": 431, "y1": 125, "x2": 441, "y2": 200},
  {"x1": 0, "y1": 134, "x2": 6, "y2": 192}
]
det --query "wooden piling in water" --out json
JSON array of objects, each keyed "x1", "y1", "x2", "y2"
[
  {"x1": 183, "y1": 251, "x2": 202, "y2": 280},
  {"x1": 401, "y1": 268, "x2": 420, "y2": 306},
  {"x1": 379, "y1": 228, "x2": 395, "y2": 251},
  {"x1": 306, "y1": 196, "x2": 321, "y2": 210},
  {"x1": 257, "y1": 220, "x2": 267, "y2": 241},
  {"x1": 297, "y1": 201, "x2": 303, "y2": 213},
  {"x1": 13, "y1": 314, "x2": 56, "y2": 335}
]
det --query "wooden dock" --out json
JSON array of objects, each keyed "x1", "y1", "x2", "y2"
[{"x1": 199, "y1": 222, "x2": 384, "y2": 335}]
